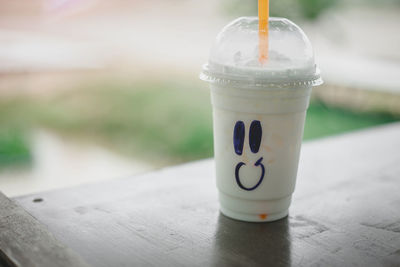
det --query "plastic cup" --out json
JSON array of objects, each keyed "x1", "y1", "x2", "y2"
[{"x1": 200, "y1": 17, "x2": 322, "y2": 222}]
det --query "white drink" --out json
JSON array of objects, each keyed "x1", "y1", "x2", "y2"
[{"x1": 201, "y1": 17, "x2": 322, "y2": 222}]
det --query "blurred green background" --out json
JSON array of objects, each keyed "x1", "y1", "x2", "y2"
[
  {"x1": 0, "y1": 0, "x2": 399, "y2": 195},
  {"x1": 1, "y1": 79, "x2": 398, "y2": 168},
  {"x1": 222, "y1": 0, "x2": 400, "y2": 20}
]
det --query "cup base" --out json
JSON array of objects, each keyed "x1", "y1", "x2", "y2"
[
  {"x1": 220, "y1": 206, "x2": 288, "y2": 222},
  {"x1": 218, "y1": 191, "x2": 291, "y2": 222}
]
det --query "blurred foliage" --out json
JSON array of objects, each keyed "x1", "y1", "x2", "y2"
[
  {"x1": 298, "y1": 0, "x2": 337, "y2": 19},
  {"x1": 0, "y1": 128, "x2": 32, "y2": 168},
  {"x1": 221, "y1": 0, "x2": 338, "y2": 20},
  {"x1": 0, "y1": 79, "x2": 399, "y2": 168},
  {"x1": 303, "y1": 101, "x2": 399, "y2": 139},
  {"x1": 0, "y1": 98, "x2": 33, "y2": 168},
  {"x1": 0, "y1": 80, "x2": 215, "y2": 166},
  {"x1": 221, "y1": 0, "x2": 400, "y2": 20},
  {"x1": 353, "y1": 0, "x2": 400, "y2": 5},
  {"x1": 37, "y1": 80, "x2": 214, "y2": 164}
]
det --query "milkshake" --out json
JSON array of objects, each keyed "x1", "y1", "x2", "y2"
[{"x1": 200, "y1": 17, "x2": 322, "y2": 222}]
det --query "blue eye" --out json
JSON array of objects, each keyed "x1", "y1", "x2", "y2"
[
  {"x1": 233, "y1": 121, "x2": 245, "y2": 155},
  {"x1": 249, "y1": 120, "x2": 262, "y2": 153}
]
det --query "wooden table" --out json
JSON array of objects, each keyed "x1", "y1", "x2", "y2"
[{"x1": 1, "y1": 122, "x2": 400, "y2": 266}]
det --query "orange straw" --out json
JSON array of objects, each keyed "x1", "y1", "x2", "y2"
[{"x1": 258, "y1": 0, "x2": 269, "y2": 64}]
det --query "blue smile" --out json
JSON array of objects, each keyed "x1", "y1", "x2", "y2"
[{"x1": 235, "y1": 157, "x2": 265, "y2": 191}]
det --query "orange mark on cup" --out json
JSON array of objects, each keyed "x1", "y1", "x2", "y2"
[
  {"x1": 267, "y1": 159, "x2": 275, "y2": 164},
  {"x1": 263, "y1": 145, "x2": 272, "y2": 152},
  {"x1": 271, "y1": 134, "x2": 283, "y2": 147},
  {"x1": 259, "y1": 214, "x2": 268, "y2": 220}
]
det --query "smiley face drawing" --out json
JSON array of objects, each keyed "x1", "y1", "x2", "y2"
[{"x1": 233, "y1": 120, "x2": 265, "y2": 191}]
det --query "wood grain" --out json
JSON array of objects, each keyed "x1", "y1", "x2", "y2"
[
  {"x1": 0, "y1": 192, "x2": 90, "y2": 267},
  {"x1": 13, "y1": 122, "x2": 400, "y2": 266}
]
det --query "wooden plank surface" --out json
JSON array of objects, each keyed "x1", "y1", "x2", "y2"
[
  {"x1": 13, "y1": 122, "x2": 400, "y2": 266},
  {"x1": 0, "y1": 192, "x2": 90, "y2": 267}
]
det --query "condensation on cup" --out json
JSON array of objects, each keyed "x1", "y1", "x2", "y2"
[{"x1": 200, "y1": 17, "x2": 323, "y2": 222}]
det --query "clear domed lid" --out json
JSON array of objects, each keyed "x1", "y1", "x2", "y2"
[{"x1": 200, "y1": 17, "x2": 322, "y2": 88}]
